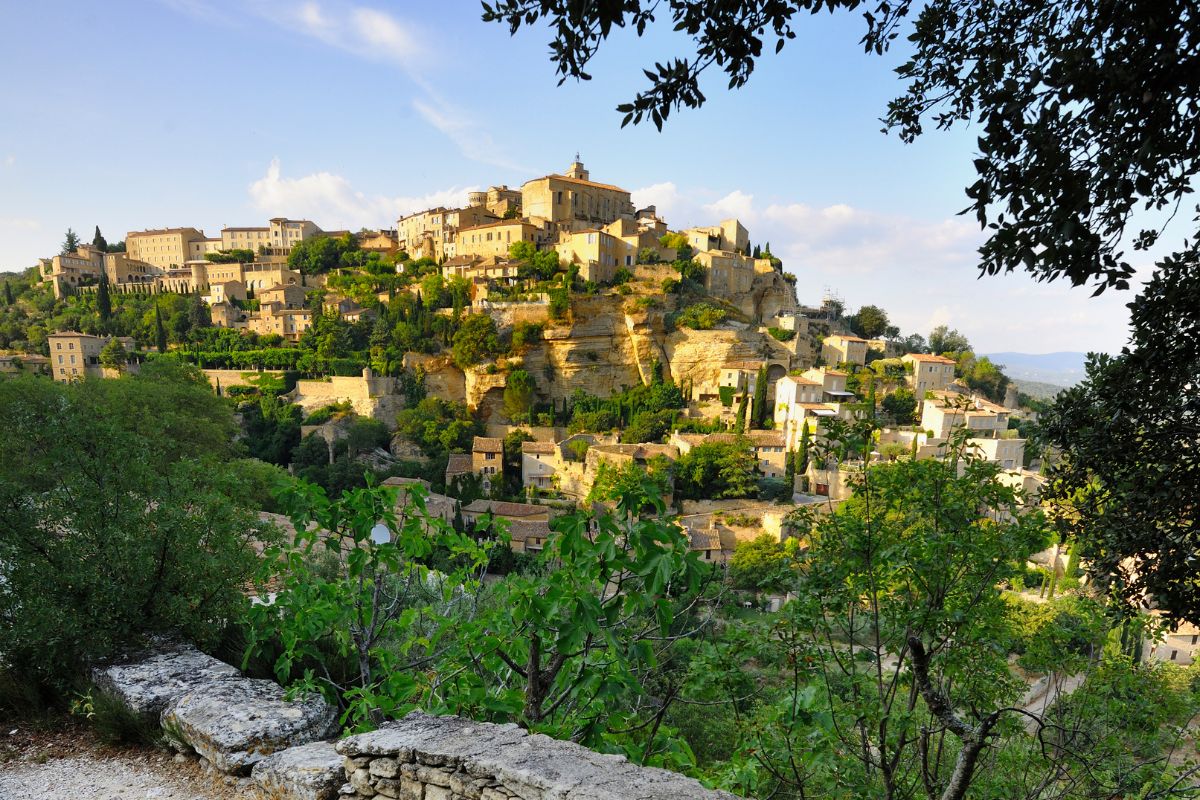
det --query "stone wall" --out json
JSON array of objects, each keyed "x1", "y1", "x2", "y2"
[
  {"x1": 92, "y1": 644, "x2": 740, "y2": 800},
  {"x1": 202, "y1": 368, "x2": 286, "y2": 392},
  {"x1": 335, "y1": 711, "x2": 739, "y2": 800},
  {"x1": 291, "y1": 372, "x2": 407, "y2": 428}
]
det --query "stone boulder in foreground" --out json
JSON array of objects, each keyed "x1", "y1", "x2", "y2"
[
  {"x1": 91, "y1": 642, "x2": 241, "y2": 716},
  {"x1": 163, "y1": 678, "x2": 338, "y2": 774}
]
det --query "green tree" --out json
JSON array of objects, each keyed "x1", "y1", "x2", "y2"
[
  {"x1": 441, "y1": 481, "x2": 711, "y2": 740},
  {"x1": 0, "y1": 368, "x2": 267, "y2": 688},
  {"x1": 928, "y1": 324, "x2": 971, "y2": 356},
  {"x1": 750, "y1": 364, "x2": 768, "y2": 429},
  {"x1": 503, "y1": 369, "x2": 536, "y2": 423},
  {"x1": 186, "y1": 291, "x2": 211, "y2": 330},
  {"x1": 154, "y1": 302, "x2": 168, "y2": 353},
  {"x1": 733, "y1": 389, "x2": 748, "y2": 434},
  {"x1": 728, "y1": 533, "x2": 799, "y2": 593},
  {"x1": 3, "y1": 281, "x2": 13, "y2": 306},
  {"x1": 96, "y1": 269, "x2": 112, "y2": 326},
  {"x1": 729, "y1": 429, "x2": 1051, "y2": 799},
  {"x1": 61, "y1": 228, "x2": 80, "y2": 254},
  {"x1": 674, "y1": 438, "x2": 757, "y2": 500},
  {"x1": 881, "y1": 386, "x2": 917, "y2": 424},
  {"x1": 247, "y1": 480, "x2": 490, "y2": 729},
  {"x1": 98, "y1": 336, "x2": 126, "y2": 372},
  {"x1": 849, "y1": 304, "x2": 889, "y2": 339},
  {"x1": 92, "y1": 226, "x2": 107, "y2": 251},
  {"x1": 1042, "y1": 251, "x2": 1200, "y2": 624},
  {"x1": 451, "y1": 313, "x2": 501, "y2": 369}
]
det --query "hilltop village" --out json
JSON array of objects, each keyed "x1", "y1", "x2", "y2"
[{"x1": 7, "y1": 159, "x2": 1047, "y2": 569}]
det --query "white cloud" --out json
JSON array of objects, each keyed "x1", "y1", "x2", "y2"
[
  {"x1": 411, "y1": 96, "x2": 529, "y2": 173},
  {"x1": 3, "y1": 155, "x2": 15, "y2": 168},
  {"x1": 703, "y1": 190, "x2": 756, "y2": 222},
  {"x1": 248, "y1": 158, "x2": 473, "y2": 228},
  {"x1": 0, "y1": 218, "x2": 39, "y2": 230},
  {"x1": 631, "y1": 182, "x2": 682, "y2": 220},
  {"x1": 281, "y1": 1, "x2": 423, "y2": 67}
]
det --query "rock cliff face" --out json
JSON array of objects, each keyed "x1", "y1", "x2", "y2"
[{"x1": 408, "y1": 278, "x2": 801, "y2": 411}]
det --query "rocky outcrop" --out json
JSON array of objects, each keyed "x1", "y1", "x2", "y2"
[
  {"x1": 334, "y1": 711, "x2": 740, "y2": 800},
  {"x1": 91, "y1": 643, "x2": 240, "y2": 717},
  {"x1": 251, "y1": 741, "x2": 344, "y2": 800},
  {"x1": 90, "y1": 646, "x2": 742, "y2": 799},
  {"x1": 163, "y1": 678, "x2": 338, "y2": 774}
]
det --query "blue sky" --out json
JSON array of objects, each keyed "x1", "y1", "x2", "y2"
[{"x1": 0, "y1": 0, "x2": 1150, "y2": 354}]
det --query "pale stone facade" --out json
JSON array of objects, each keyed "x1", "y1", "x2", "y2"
[
  {"x1": 126, "y1": 227, "x2": 207, "y2": 269},
  {"x1": 49, "y1": 332, "x2": 135, "y2": 381},
  {"x1": 903, "y1": 352, "x2": 957, "y2": 393},
  {"x1": 822, "y1": 334, "x2": 869, "y2": 366},
  {"x1": 520, "y1": 160, "x2": 634, "y2": 231}
]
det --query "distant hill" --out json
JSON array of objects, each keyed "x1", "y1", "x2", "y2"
[
  {"x1": 1008, "y1": 378, "x2": 1069, "y2": 402},
  {"x1": 983, "y1": 351, "x2": 1091, "y2": 389}
]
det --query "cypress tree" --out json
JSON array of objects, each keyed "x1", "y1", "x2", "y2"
[
  {"x1": 96, "y1": 270, "x2": 112, "y2": 327},
  {"x1": 92, "y1": 226, "x2": 107, "y2": 251},
  {"x1": 734, "y1": 389, "x2": 749, "y2": 434},
  {"x1": 4, "y1": 281, "x2": 13, "y2": 305},
  {"x1": 155, "y1": 302, "x2": 168, "y2": 353},
  {"x1": 798, "y1": 424, "x2": 811, "y2": 473},
  {"x1": 751, "y1": 364, "x2": 769, "y2": 429}
]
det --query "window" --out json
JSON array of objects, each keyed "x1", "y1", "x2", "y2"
[
  {"x1": 69, "y1": 355, "x2": 76, "y2": 365},
  {"x1": 556, "y1": 191, "x2": 563, "y2": 205},
  {"x1": 586, "y1": 233, "x2": 595, "y2": 244},
  {"x1": 57, "y1": 355, "x2": 63, "y2": 364},
  {"x1": 56, "y1": 342, "x2": 61, "y2": 350}
]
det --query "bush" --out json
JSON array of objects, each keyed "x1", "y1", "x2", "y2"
[
  {"x1": 675, "y1": 302, "x2": 728, "y2": 330},
  {"x1": 73, "y1": 688, "x2": 163, "y2": 746},
  {"x1": 767, "y1": 326, "x2": 795, "y2": 342},
  {"x1": 0, "y1": 371, "x2": 271, "y2": 689}
]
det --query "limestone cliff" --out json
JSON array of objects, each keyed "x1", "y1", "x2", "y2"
[{"x1": 401, "y1": 276, "x2": 802, "y2": 412}]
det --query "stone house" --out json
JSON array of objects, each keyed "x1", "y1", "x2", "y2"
[
  {"x1": 903, "y1": 352, "x2": 957, "y2": 393},
  {"x1": 48, "y1": 331, "x2": 136, "y2": 381},
  {"x1": 821, "y1": 334, "x2": 869, "y2": 367}
]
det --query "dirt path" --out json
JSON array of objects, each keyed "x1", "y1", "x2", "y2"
[{"x1": 0, "y1": 725, "x2": 247, "y2": 800}]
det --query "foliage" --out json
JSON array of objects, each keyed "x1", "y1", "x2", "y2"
[
  {"x1": 98, "y1": 336, "x2": 127, "y2": 371},
  {"x1": 450, "y1": 313, "x2": 501, "y2": 369},
  {"x1": 395, "y1": 397, "x2": 482, "y2": 459},
  {"x1": 880, "y1": 386, "x2": 917, "y2": 424},
  {"x1": 674, "y1": 302, "x2": 727, "y2": 330},
  {"x1": 637, "y1": 247, "x2": 661, "y2": 264},
  {"x1": 61, "y1": 227, "x2": 80, "y2": 254},
  {"x1": 673, "y1": 438, "x2": 758, "y2": 500},
  {"x1": 1042, "y1": 249, "x2": 1200, "y2": 625},
  {"x1": 928, "y1": 324, "x2": 971, "y2": 356},
  {"x1": 287, "y1": 233, "x2": 360, "y2": 275},
  {"x1": 766, "y1": 326, "x2": 794, "y2": 342},
  {"x1": 247, "y1": 480, "x2": 490, "y2": 729},
  {"x1": 437, "y1": 481, "x2": 713, "y2": 742},
  {"x1": 503, "y1": 369, "x2": 536, "y2": 423},
  {"x1": 0, "y1": 368, "x2": 268, "y2": 688},
  {"x1": 547, "y1": 287, "x2": 569, "y2": 321},
  {"x1": 848, "y1": 304, "x2": 891, "y2": 339},
  {"x1": 728, "y1": 534, "x2": 799, "y2": 593}
]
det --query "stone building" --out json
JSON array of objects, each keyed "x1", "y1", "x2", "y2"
[{"x1": 520, "y1": 159, "x2": 634, "y2": 232}]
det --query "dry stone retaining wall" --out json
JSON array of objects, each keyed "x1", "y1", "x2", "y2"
[{"x1": 92, "y1": 644, "x2": 741, "y2": 799}]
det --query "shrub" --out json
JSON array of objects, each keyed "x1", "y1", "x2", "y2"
[
  {"x1": 675, "y1": 302, "x2": 728, "y2": 330},
  {"x1": 0, "y1": 370, "x2": 271, "y2": 689},
  {"x1": 767, "y1": 326, "x2": 795, "y2": 342},
  {"x1": 612, "y1": 267, "x2": 633, "y2": 285},
  {"x1": 72, "y1": 688, "x2": 163, "y2": 747}
]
